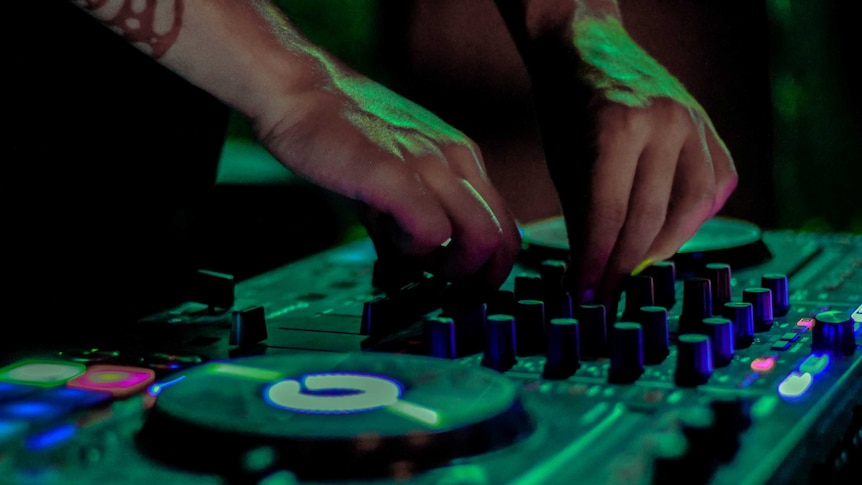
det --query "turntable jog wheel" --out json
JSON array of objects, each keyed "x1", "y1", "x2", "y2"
[
  {"x1": 520, "y1": 216, "x2": 772, "y2": 272},
  {"x1": 137, "y1": 352, "x2": 534, "y2": 480}
]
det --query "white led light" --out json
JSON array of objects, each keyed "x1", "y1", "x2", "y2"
[{"x1": 265, "y1": 373, "x2": 402, "y2": 414}]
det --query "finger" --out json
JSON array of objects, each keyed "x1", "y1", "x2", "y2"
[
  {"x1": 294, "y1": 143, "x2": 455, "y2": 257},
  {"x1": 420, "y1": 165, "x2": 509, "y2": 282},
  {"x1": 705, "y1": 128, "x2": 738, "y2": 216},
  {"x1": 645, "y1": 129, "x2": 717, "y2": 261},
  {"x1": 596, "y1": 132, "x2": 684, "y2": 305},
  {"x1": 567, "y1": 108, "x2": 647, "y2": 304},
  {"x1": 442, "y1": 143, "x2": 523, "y2": 289}
]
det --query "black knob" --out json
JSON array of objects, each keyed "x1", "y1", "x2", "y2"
[
  {"x1": 637, "y1": 306, "x2": 670, "y2": 365},
  {"x1": 722, "y1": 302, "x2": 755, "y2": 349},
  {"x1": 543, "y1": 318, "x2": 581, "y2": 379},
  {"x1": 487, "y1": 289, "x2": 514, "y2": 317},
  {"x1": 443, "y1": 302, "x2": 487, "y2": 357},
  {"x1": 680, "y1": 278, "x2": 713, "y2": 334},
  {"x1": 539, "y1": 260, "x2": 567, "y2": 293},
  {"x1": 514, "y1": 274, "x2": 543, "y2": 302},
  {"x1": 701, "y1": 317, "x2": 735, "y2": 367},
  {"x1": 481, "y1": 314, "x2": 518, "y2": 372},
  {"x1": 360, "y1": 297, "x2": 392, "y2": 337},
  {"x1": 704, "y1": 263, "x2": 733, "y2": 309},
  {"x1": 515, "y1": 300, "x2": 546, "y2": 356},
  {"x1": 761, "y1": 274, "x2": 790, "y2": 317},
  {"x1": 650, "y1": 432, "x2": 690, "y2": 485},
  {"x1": 622, "y1": 274, "x2": 655, "y2": 322},
  {"x1": 608, "y1": 322, "x2": 644, "y2": 384},
  {"x1": 812, "y1": 310, "x2": 856, "y2": 357},
  {"x1": 230, "y1": 305, "x2": 267, "y2": 347},
  {"x1": 709, "y1": 396, "x2": 752, "y2": 463},
  {"x1": 676, "y1": 406, "x2": 718, "y2": 484},
  {"x1": 423, "y1": 316, "x2": 457, "y2": 359},
  {"x1": 675, "y1": 334, "x2": 713, "y2": 387},
  {"x1": 576, "y1": 304, "x2": 608, "y2": 359},
  {"x1": 742, "y1": 288, "x2": 774, "y2": 332},
  {"x1": 641, "y1": 261, "x2": 677, "y2": 310}
]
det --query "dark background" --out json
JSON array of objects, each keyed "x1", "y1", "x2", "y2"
[
  {"x1": 235, "y1": 0, "x2": 859, "y2": 234},
  {"x1": 6, "y1": 1, "x2": 859, "y2": 335}
]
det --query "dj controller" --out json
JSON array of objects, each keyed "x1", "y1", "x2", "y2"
[{"x1": 1, "y1": 217, "x2": 860, "y2": 485}]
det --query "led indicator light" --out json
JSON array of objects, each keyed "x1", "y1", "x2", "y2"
[
  {"x1": 66, "y1": 365, "x2": 155, "y2": 398},
  {"x1": 25, "y1": 424, "x2": 77, "y2": 451},
  {"x1": 778, "y1": 372, "x2": 813, "y2": 399},
  {"x1": 265, "y1": 373, "x2": 402, "y2": 414},
  {"x1": 751, "y1": 356, "x2": 776, "y2": 372},
  {"x1": 796, "y1": 318, "x2": 815, "y2": 331},
  {"x1": 0, "y1": 360, "x2": 86, "y2": 387},
  {"x1": 206, "y1": 363, "x2": 283, "y2": 382},
  {"x1": 799, "y1": 353, "x2": 831, "y2": 375}
]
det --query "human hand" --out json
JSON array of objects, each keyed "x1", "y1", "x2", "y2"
[
  {"x1": 526, "y1": 13, "x2": 737, "y2": 309},
  {"x1": 256, "y1": 53, "x2": 521, "y2": 291}
]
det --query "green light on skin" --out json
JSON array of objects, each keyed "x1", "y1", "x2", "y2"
[
  {"x1": 570, "y1": 14, "x2": 728, "y2": 154},
  {"x1": 206, "y1": 363, "x2": 284, "y2": 382}
]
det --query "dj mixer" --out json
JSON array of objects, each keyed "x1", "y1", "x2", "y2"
[{"x1": 1, "y1": 217, "x2": 860, "y2": 485}]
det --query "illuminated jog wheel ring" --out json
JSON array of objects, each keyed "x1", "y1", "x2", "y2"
[{"x1": 137, "y1": 352, "x2": 534, "y2": 480}]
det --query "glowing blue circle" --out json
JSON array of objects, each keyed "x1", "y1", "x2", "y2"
[{"x1": 265, "y1": 373, "x2": 402, "y2": 414}]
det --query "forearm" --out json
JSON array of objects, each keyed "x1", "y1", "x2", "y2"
[
  {"x1": 492, "y1": 0, "x2": 620, "y2": 48},
  {"x1": 70, "y1": 0, "x2": 343, "y2": 135}
]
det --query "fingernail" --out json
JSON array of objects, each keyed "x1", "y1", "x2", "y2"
[{"x1": 631, "y1": 258, "x2": 655, "y2": 276}]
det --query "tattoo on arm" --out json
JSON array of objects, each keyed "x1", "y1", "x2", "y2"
[{"x1": 75, "y1": 0, "x2": 183, "y2": 59}]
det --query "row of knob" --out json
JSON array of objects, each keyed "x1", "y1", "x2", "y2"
[{"x1": 421, "y1": 259, "x2": 856, "y2": 385}]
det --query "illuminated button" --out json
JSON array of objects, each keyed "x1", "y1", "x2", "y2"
[
  {"x1": 0, "y1": 400, "x2": 66, "y2": 424},
  {"x1": 799, "y1": 353, "x2": 831, "y2": 375},
  {"x1": 0, "y1": 360, "x2": 86, "y2": 387},
  {"x1": 778, "y1": 372, "x2": 813, "y2": 400},
  {"x1": 796, "y1": 318, "x2": 815, "y2": 331},
  {"x1": 265, "y1": 373, "x2": 402, "y2": 414},
  {"x1": 25, "y1": 423, "x2": 77, "y2": 451},
  {"x1": 66, "y1": 365, "x2": 155, "y2": 398},
  {"x1": 38, "y1": 387, "x2": 112, "y2": 411},
  {"x1": 0, "y1": 382, "x2": 40, "y2": 402},
  {"x1": 751, "y1": 356, "x2": 776, "y2": 372}
]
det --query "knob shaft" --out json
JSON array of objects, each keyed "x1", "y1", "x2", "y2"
[
  {"x1": 722, "y1": 302, "x2": 755, "y2": 349},
  {"x1": 543, "y1": 318, "x2": 581, "y2": 379},
  {"x1": 637, "y1": 306, "x2": 670, "y2": 365},
  {"x1": 705, "y1": 263, "x2": 733, "y2": 309},
  {"x1": 680, "y1": 278, "x2": 713, "y2": 334},
  {"x1": 423, "y1": 316, "x2": 457, "y2": 359},
  {"x1": 515, "y1": 299, "x2": 546, "y2": 356},
  {"x1": 761, "y1": 274, "x2": 790, "y2": 317},
  {"x1": 622, "y1": 275, "x2": 655, "y2": 322},
  {"x1": 743, "y1": 288, "x2": 774, "y2": 332},
  {"x1": 481, "y1": 314, "x2": 518, "y2": 372},
  {"x1": 675, "y1": 334, "x2": 713, "y2": 387},
  {"x1": 701, "y1": 317, "x2": 735, "y2": 367},
  {"x1": 608, "y1": 322, "x2": 644, "y2": 384},
  {"x1": 576, "y1": 304, "x2": 608, "y2": 359},
  {"x1": 641, "y1": 261, "x2": 677, "y2": 310}
]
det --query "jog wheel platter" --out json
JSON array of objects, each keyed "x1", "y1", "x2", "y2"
[
  {"x1": 521, "y1": 216, "x2": 773, "y2": 273},
  {"x1": 138, "y1": 352, "x2": 533, "y2": 480}
]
